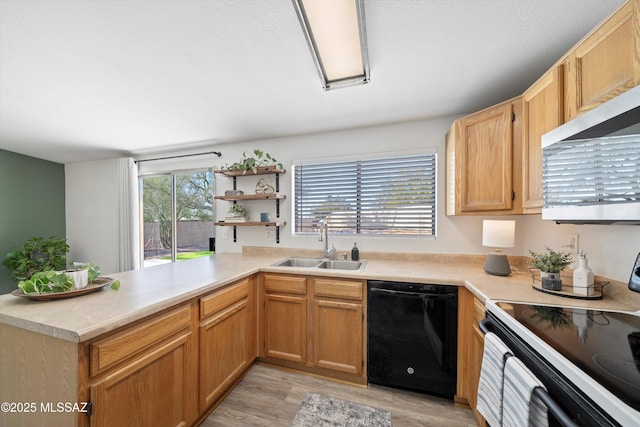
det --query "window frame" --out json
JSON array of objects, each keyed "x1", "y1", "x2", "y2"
[{"x1": 292, "y1": 150, "x2": 437, "y2": 238}]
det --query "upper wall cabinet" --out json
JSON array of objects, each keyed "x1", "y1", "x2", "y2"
[
  {"x1": 446, "y1": 0, "x2": 638, "y2": 217},
  {"x1": 521, "y1": 65, "x2": 564, "y2": 213},
  {"x1": 446, "y1": 97, "x2": 522, "y2": 215},
  {"x1": 564, "y1": 0, "x2": 640, "y2": 121}
]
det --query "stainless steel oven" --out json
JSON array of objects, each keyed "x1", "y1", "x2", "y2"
[{"x1": 483, "y1": 300, "x2": 640, "y2": 427}]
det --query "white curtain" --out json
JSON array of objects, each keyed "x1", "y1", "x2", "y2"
[{"x1": 117, "y1": 158, "x2": 141, "y2": 271}]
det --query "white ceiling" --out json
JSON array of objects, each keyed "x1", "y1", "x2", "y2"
[{"x1": 0, "y1": 0, "x2": 625, "y2": 164}]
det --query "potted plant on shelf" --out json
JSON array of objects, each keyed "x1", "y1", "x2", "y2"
[
  {"x1": 226, "y1": 204, "x2": 249, "y2": 222},
  {"x1": 2, "y1": 236, "x2": 69, "y2": 281},
  {"x1": 528, "y1": 247, "x2": 573, "y2": 290},
  {"x1": 222, "y1": 149, "x2": 284, "y2": 174}
]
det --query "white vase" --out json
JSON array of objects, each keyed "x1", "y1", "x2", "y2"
[{"x1": 65, "y1": 269, "x2": 88, "y2": 290}]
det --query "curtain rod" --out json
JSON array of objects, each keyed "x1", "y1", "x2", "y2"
[{"x1": 135, "y1": 151, "x2": 222, "y2": 163}]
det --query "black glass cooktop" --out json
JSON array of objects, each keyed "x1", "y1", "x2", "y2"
[{"x1": 497, "y1": 302, "x2": 640, "y2": 412}]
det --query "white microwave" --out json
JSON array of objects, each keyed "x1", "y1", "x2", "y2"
[{"x1": 541, "y1": 85, "x2": 640, "y2": 224}]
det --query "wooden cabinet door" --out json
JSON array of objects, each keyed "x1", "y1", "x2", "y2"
[
  {"x1": 90, "y1": 331, "x2": 194, "y2": 427},
  {"x1": 312, "y1": 299, "x2": 363, "y2": 375},
  {"x1": 455, "y1": 288, "x2": 487, "y2": 426},
  {"x1": 469, "y1": 323, "x2": 486, "y2": 427},
  {"x1": 199, "y1": 296, "x2": 249, "y2": 410},
  {"x1": 521, "y1": 66, "x2": 564, "y2": 213},
  {"x1": 263, "y1": 274, "x2": 308, "y2": 363},
  {"x1": 264, "y1": 293, "x2": 307, "y2": 362},
  {"x1": 565, "y1": 0, "x2": 639, "y2": 120},
  {"x1": 456, "y1": 100, "x2": 515, "y2": 213}
]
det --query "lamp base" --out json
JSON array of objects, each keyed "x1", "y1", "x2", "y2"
[{"x1": 484, "y1": 252, "x2": 511, "y2": 276}]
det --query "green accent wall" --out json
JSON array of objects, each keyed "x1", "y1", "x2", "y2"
[{"x1": 0, "y1": 149, "x2": 65, "y2": 294}]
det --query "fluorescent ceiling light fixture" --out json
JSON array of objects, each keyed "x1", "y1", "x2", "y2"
[{"x1": 293, "y1": 0, "x2": 370, "y2": 90}]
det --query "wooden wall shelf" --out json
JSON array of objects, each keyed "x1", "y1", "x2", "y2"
[
  {"x1": 214, "y1": 166, "x2": 286, "y2": 176},
  {"x1": 214, "y1": 194, "x2": 286, "y2": 202},
  {"x1": 214, "y1": 166, "x2": 286, "y2": 243},
  {"x1": 214, "y1": 221, "x2": 286, "y2": 244}
]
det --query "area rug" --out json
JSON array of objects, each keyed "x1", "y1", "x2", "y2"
[{"x1": 291, "y1": 392, "x2": 392, "y2": 427}]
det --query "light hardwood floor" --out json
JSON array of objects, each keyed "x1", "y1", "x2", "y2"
[{"x1": 201, "y1": 363, "x2": 476, "y2": 426}]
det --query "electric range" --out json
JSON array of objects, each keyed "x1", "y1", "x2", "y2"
[{"x1": 486, "y1": 300, "x2": 640, "y2": 427}]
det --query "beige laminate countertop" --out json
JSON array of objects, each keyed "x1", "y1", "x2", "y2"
[{"x1": 1, "y1": 251, "x2": 639, "y2": 343}]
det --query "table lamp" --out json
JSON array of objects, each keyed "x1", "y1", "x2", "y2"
[{"x1": 482, "y1": 220, "x2": 515, "y2": 276}]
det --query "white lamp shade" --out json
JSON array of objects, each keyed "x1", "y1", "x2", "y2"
[{"x1": 482, "y1": 220, "x2": 515, "y2": 248}]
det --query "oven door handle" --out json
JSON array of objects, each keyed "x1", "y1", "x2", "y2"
[
  {"x1": 477, "y1": 318, "x2": 580, "y2": 427},
  {"x1": 533, "y1": 387, "x2": 580, "y2": 427},
  {"x1": 479, "y1": 317, "x2": 491, "y2": 334}
]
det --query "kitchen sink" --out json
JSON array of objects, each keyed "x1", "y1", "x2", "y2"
[
  {"x1": 272, "y1": 257, "x2": 324, "y2": 268},
  {"x1": 272, "y1": 257, "x2": 366, "y2": 271},
  {"x1": 317, "y1": 260, "x2": 366, "y2": 271}
]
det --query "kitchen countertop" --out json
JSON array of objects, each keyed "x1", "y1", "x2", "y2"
[{"x1": 1, "y1": 250, "x2": 639, "y2": 343}]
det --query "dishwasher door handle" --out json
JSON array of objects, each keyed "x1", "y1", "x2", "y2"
[{"x1": 369, "y1": 287, "x2": 456, "y2": 300}]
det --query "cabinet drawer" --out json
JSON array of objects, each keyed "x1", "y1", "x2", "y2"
[
  {"x1": 473, "y1": 297, "x2": 486, "y2": 323},
  {"x1": 264, "y1": 274, "x2": 307, "y2": 295},
  {"x1": 314, "y1": 279, "x2": 363, "y2": 300},
  {"x1": 90, "y1": 305, "x2": 191, "y2": 377},
  {"x1": 200, "y1": 279, "x2": 249, "y2": 320}
]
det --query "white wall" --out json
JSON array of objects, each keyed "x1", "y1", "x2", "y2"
[
  {"x1": 213, "y1": 116, "x2": 518, "y2": 257},
  {"x1": 213, "y1": 116, "x2": 639, "y2": 283},
  {"x1": 521, "y1": 215, "x2": 640, "y2": 283},
  {"x1": 63, "y1": 117, "x2": 640, "y2": 283},
  {"x1": 65, "y1": 158, "x2": 120, "y2": 275}
]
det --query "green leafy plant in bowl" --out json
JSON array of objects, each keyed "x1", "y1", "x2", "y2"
[
  {"x1": 18, "y1": 271, "x2": 73, "y2": 294},
  {"x1": 2, "y1": 236, "x2": 69, "y2": 281},
  {"x1": 3, "y1": 237, "x2": 121, "y2": 294}
]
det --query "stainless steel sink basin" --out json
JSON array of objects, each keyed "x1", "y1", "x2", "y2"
[
  {"x1": 272, "y1": 257, "x2": 366, "y2": 271},
  {"x1": 317, "y1": 260, "x2": 366, "y2": 271},
  {"x1": 272, "y1": 257, "x2": 323, "y2": 268}
]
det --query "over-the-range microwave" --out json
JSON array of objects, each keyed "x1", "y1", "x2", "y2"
[{"x1": 541, "y1": 85, "x2": 640, "y2": 224}]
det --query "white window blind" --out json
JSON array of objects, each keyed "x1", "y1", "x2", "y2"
[
  {"x1": 294, "y1": 154, "x2": 436, "y2": 236},
  {"x1": 543, "y1": 134, "x2": 640, "y2": 207}
]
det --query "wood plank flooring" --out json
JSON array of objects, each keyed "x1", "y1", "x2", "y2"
[{"x1": 200, "y1": 363, "x2": 476, "y2": 427}]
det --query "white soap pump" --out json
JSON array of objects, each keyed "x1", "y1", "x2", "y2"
[{"x1": 573, "y1": 250, "x2": 594, "y2": 296}]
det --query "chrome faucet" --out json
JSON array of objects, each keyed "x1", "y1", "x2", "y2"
[{"x1": 318, "y1": 220, "x2": 336, "y2": 259}]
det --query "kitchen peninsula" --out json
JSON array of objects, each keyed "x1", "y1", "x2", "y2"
[{"x1": 1, "y1": 250, "x2": 639, "y2": 427}]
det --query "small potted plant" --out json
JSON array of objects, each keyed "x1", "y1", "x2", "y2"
[
  {"x1": 528, "y1": 247, "x2": 573, "y2": 290},
  {"x1": 226, "y1": 204, "x2": 248, "y2": 222}
]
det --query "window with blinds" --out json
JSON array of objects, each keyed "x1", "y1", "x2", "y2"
[
  {"x1": 294, "y1": 154, "x2": 436, "y2": 236},
  {"x1": 543, "y1": 134, "x2": 640, "y2": 207}
]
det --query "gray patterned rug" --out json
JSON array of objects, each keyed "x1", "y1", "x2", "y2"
[{"x1": 291, "y1": 392, "x2": 392, "y2": 427}]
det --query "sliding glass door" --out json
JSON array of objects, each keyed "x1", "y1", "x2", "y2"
[{"x1": 140, "y1": 170, "x2": 214, "y2": 267}]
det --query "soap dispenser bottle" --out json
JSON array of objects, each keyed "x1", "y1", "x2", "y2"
[
  {"x1": 351, "y1": 242, "x2": 359, "y2": 261},
  {"x1": 573, "y1": 250, "x2": 594, "y2": 296}
]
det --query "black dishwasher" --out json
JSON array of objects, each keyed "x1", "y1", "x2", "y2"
[{"x1": 367, "y1": 281, "x2": 458, "y2": 399}]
